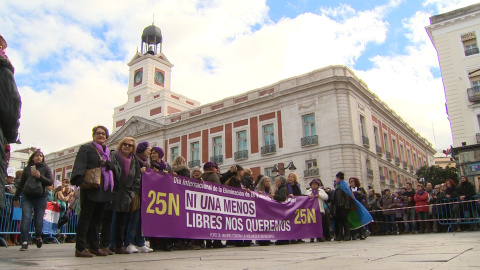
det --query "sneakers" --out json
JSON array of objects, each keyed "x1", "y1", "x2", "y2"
[
  {"x1": 20, "y1": 242, "x2": 28, "y2": 251},
  {"x1": 35, "y1": 237, "x2": 43, "y2": 248},
  {"x1": 137, "y1": 245, "x2": 153, "y2": 253},
  {"x1": 125, "y1": 244, "x2": 139, "y2": 253}
]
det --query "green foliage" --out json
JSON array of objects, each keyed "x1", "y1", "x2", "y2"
[{"x1": 415, "y1": 165, "x2": 459, "y2": 186}]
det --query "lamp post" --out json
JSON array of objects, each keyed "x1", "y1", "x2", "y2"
[{"x1": 271, "y1": 161, "x2": 296, "y2": 175}]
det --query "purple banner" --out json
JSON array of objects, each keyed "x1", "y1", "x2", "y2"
[{"x1": 141, "y1": 172, "x2": 323, "y2": 240}]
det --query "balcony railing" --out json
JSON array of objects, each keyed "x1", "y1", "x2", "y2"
[
  {"x1": 210, "y1": 155, "x2": 223, "y2": 164},
  {"x1": 376, "y1": 146, "x2": 383, "y2": 156},
  {"x1": 301, "y1": 135, "x2": 318, "y2": 147},
  {"x1": 261, "y1": 144, "x2": 276, "y2": 155},
  {"x1": 234, "y1": 150, "x2": 248, "y2": 160},
  {"x1": 465, "y1": 47, "x2": 479, "y2": 56},
  {"x1": 395, "y1": 156, "x2": 400, "y2": 166},
  {"x1": 467, "y1": 86, "x2": 480, "y2": 102},
  {"x1": 386, "y1": 151, "x2": 392, "y2": 161},
  {"x1": 402, "y1": 161, "x2": 407, "y2": 170},
  {"x1": 380, "y1": 175, "x2": 385, "y2": 182},
  {"x1": 303, "y1": 168, "x2": 319, "y2": 178},
  {"x1": 362, "y1": 136, "x2": 370, "y2": 147},
  {"x1": 409, "y1": 165, "x2": 414, "y2": 173},
  {"x1": 367, "y1": 169, "x2": 374, "y2": 178},
  {"x1": 188, "y1": 160, "x2": 200, "y2": 168}
]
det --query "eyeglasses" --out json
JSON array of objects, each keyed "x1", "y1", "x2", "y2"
[
  {"x1": 95, "y1": 132, "x2": 106, "y2": 136},
  {"x1": 123, "y1": 143, "x2": 134, "y2": 148}
]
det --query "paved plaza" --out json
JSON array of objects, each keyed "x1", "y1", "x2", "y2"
[{"x1": 0, "y1": 232, "x2": 479, "y2": 269}]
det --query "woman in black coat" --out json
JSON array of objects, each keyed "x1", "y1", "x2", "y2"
[
  {"x1": 13, "y1": 149, "x2": 52, "y2": 251},
  {"x1": 70, "y1": 125, "x2": 114, "y2": 257}
]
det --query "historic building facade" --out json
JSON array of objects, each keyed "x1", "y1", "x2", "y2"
[
  {"x1": 46, "y1": 24, "x2": 435, "y2": 192},
  {"x1": 426, "y1": 3, "x2": 480, "y2": 183}
]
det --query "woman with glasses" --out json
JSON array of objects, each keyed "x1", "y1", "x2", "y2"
[
  {"x1": 100, "y1": 137, "x2": 141, "y2": 255},
  {"x1": 70, "y1": 125, "x2": 114, "y2": 257}
]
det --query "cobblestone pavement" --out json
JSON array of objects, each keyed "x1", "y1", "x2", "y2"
[{"x1": 0, "y1": 232, "x2": 479, "y2": 269}]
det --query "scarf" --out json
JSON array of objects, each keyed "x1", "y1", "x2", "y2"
[
  {"x1": 351, "y1": 186, "x2": 358, "y2": 192},
  {"x1": 417, "y1": 189, "x2": 425, "y2": 196},
  {"x1": 92, "y1": 142, "x2": 114, "y2": 192},
  {"x1": 118, "y1": 152, "x2": 132, "y2": 181},
  {"x1": 286, "y1": 182, "x2": 300, "y2": 194},
  {"x1": 137, "y1": 154, "x2": 150, "y2": 169},
  {"x1": 152, "y1": 159, "x2": 167, "y2": 171},
  {"x1": 311, "y1": 188, "x2": 319, "y2": 196}
]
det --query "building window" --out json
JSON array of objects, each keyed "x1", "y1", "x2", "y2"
[
  {"x1": 170, "y1": 147, "x2": 179, "y2": 163},
  {"x1": 265, "y1": 167, "x2": 275, "y2": 180},
  {"x1": 261, "y1": 124, "x2": 276, "y2": 154},
  {"x1": 189, "y1": 142, "x2": 200, "y2": 167},
  {"x1": 237, "y1": 131, "x2": 247, "y2": 152},
  {"x1": 388, "y1": 171, "x2": 393, "y2": 181},
  {"x1": 56, "y1": 174, "x2": 61, "y2": 181},
  {"x1": 462, "y1": 32, "x2": 478, "y2": 56},
  {"x1": 66, "y1": 172, "x2": 72, "y2": 179},
  {"x1": 359, "y1": 115, "x2": 366, "y2": 137},
  {"x1": 304, "y1": 159, "x2": 319, "y2": 178},
  {"x1": 392, "y1": 138, "x2": 398, "y2": 157},
  {"x1": 383, "y1": 133, "x2": 389, "y2": 152},
  {"x1": 20, "y1": 161, "x2": 26, "y2": 169},
  {"x1": 413, "y1": 153, "x2": 417, "y2": 169},
  {"x1": 302, "y1": 114, "x2": 316, "y2": 137},
  {"x1": 400, "y1": 144, "x2": 405, "y2": 162},
  {"x1": 211, "y1": 137, "x2": 223, "y2": 164}
]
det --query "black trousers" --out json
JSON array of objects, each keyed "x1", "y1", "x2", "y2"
[
  {"x1": 100, "y1": 210, "x2": 128, "y2": 249},
  {"x1": 334, "y1": 207, "x2": 350, "y2": 239},
  {"x1": 75, "y1": 192, "x2": 106, "y2": 251}
]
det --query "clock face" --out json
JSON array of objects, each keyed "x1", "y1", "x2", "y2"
[
  {"x1": 134, "y1": 71, "x2": 143, "y2": 84},
  {"x1": 155, "y1": 71, "x2": 165, "y2": 84}
]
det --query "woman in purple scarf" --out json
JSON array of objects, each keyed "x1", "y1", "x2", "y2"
[{"x1": 70, "y1": 125, "x2": 114, "y2": 257}]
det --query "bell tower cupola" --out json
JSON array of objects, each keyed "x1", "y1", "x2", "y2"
[{"x1": 141, "y1": 24, "x2": 163, "y2": 55}]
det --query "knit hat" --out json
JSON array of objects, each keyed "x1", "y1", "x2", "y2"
[
  {"x1": 336, "y1": 171, "x2": 344, "y2": 180},
  {"x1": 309, "y1": 178, "x2": 320, "y2": 187},
  {"x1": 203, "y1": 161, "x2": 218, "y2": 170},
  {"x1": 136, "y1": 141, "x2": 149, "y2": 154},
  {"x1": 151, "y1": 146, "x2": 164, "y2": 159}
]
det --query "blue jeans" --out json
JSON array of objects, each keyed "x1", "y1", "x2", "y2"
[
  {"x1": 125, "y1": 210, "x2": 145, "y2": 247},
  {"x1": 384, "y1": 214, "x2": 397, "y2": 233},
  {"x1": 403, "y1": 208, "x2": 416, "y2": 232},
  {"x1": 20, "y1": 195, "x2": 47, "y2": 243}
]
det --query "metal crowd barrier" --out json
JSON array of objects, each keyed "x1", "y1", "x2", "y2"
[
  {"x1": 0, "y1": 193, "x2": 78, "y2": 247},
  {"x1": 435, "y1": 195, "x2": 480, "y2": 232}
]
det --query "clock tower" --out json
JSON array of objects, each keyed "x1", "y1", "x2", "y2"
[{"x1": 112, "y1": 24, "x2": 200, "y2": 132}]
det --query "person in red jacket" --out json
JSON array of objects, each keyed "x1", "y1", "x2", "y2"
[{"x1": 414, "y1": 184, "x2": 429, "y2": 233}]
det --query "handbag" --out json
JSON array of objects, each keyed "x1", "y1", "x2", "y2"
[
  {"x1": 129, "y1": 193, "x2": 141, "y2": 212},
  {"x1": 81, "y1": 167, "x2": 102, "y2": 189},
  {"x1": 23, "y1": 174, "x2": 44, "y2": 197}
]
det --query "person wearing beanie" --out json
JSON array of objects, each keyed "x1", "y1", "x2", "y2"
[
  {"x1": 150, "y1": 147, "x2": 171, "y2": 173},
  {"x1": 306, "y1": 178, "x2": 330, "y2": 242},
  {"x1": 200, "y1": 162, "x2": 221, "y2": 185},
  {"x1": 135, "y1": 141, "x2": 151, "y2": 170},
  {"x1": 332, "y1": 171, "x2": 351, "y2": 241},
  {"x1": 0, "y1": 34, "x2": 22, "y2": 211}
]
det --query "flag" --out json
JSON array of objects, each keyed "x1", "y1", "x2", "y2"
[
  {"x1": 338, "y1": 180, "x2": 373, "y2": 230},
  {"x1": 42, "y1": 202, "x2": 60, "y2": 234}
]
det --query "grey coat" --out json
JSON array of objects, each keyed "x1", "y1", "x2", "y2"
[{"x1": 109, "y1": 151, "x2": 141, "y2": 212}]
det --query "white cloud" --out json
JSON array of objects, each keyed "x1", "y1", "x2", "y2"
[{"x1": 2, "y1": 0, "x2": 454, "y2": 154}]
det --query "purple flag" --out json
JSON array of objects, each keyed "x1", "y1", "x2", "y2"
[{"x1": 141, "y1": 172, "x2": 322, "y2": 240}]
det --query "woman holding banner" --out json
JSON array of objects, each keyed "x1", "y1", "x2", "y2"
[
  {"x1": 71, "y1": 125, "x2": 114, "y2": 257},
  {"x1": 13, "y1": 149, "x2": 53, "y2": 251}
]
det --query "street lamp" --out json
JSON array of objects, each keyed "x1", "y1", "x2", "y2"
[{"x1": 271, "y1": 161, "x2": 296, "y2": 175}]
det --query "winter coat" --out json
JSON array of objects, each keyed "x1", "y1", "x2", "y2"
[
  {"x1": 403, "y1": 189, "x2": 416, "y2": 207},
  {"x1": 220, "y1": 170, "x2": 234, "y2": 184},
  {"x1": 332, "y1": 181, "x2": 351, "y2": 217},
  {"x1": 287, "y1": 183, "x2": 302, "y2": 196},
  {"x1": 225, "y1": 176, "x2": 243, "y2": 189},
  {"x1": 378, "y1": 194, "x2": 395, "y2": 215},
  {"x1": 14, "y1": 162, "x2": 53, "y2": 200},
  {"x1": 456, "y1": 181, "x2": 476, "y2": 198},
  {"x1": 393, "y1": 196, "x2": 405, "y2": 218},
  {"x1": 109, "y1": 151, "x2": 141, "y2": 212},
  {"x1": 0, "y1": 55, "x2": 21, "y2": 210},
  {"x1": 201, "y1": 171, "x2": 221, "y2": 185},
  {"x1": 172, "y1": 164, "x2": 190, "y2": 177},
  {"x1": 352, "y1": 187, "x2": 367, "y2": 208},
  {"x1": 151, "y1": 160, "x2": 172, "y2": 173},
  {"x1": 305, "y1": 188, "x2": 329, "y2": 214},
  {"x1": 414, "y1": 191, "x2": 429, "y2": 213},
  {"x1": 70, "y1": 143, "x2": 114, "y2": 203},
  {"x1": 366, "y1": 195, "x2": 377, "y2": 211},
  {"x1": 243, "y1": 175, "x2": 254, "y2": 191},
  {"x1": 273, "y1": 184, "x2": 289, "y2": 202}
]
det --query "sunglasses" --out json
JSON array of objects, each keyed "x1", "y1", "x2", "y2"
[{"x1": 123, "y1": 143, "x2": 134, "y2": 148}]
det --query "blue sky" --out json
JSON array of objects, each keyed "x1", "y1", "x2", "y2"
[{"x1": 1, "y1": 0, "x2": 477, "y2": 154}]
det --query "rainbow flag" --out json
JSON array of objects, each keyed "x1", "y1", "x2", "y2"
[{"x1": 338, "y1": 180, "x2": 373, "y2": 230}]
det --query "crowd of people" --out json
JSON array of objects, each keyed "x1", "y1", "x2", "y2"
[
  {"x1": 366, "y1": 177, "x2": 480, "y2": 235},
  {"x1": 2, "y1": 123, "x2": 480, "y2": 256}
]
